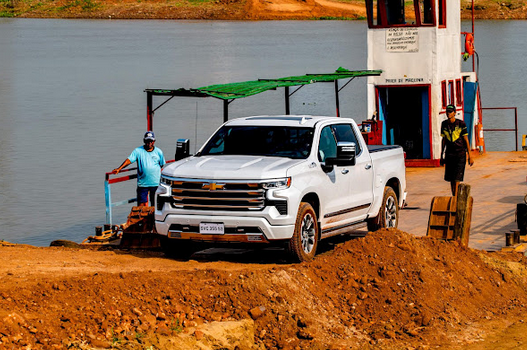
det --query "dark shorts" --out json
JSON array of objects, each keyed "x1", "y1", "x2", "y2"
[
  {"x1": 137, "y1": 186, "x2": 158, "y2": 206},
  {"x1": 444, "y1": 153, "x2": 466, "y2": 182}
]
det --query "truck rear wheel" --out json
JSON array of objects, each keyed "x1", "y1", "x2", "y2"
[
  {"x1": 288, "y1": 202, "x2": 319, "y2": 262},
  {"x1": 367, "y1": 186, "x2": 398, "y2": 231},
  {"x1": 161, "y1": 237, "x2": 197, "y2": 260}
]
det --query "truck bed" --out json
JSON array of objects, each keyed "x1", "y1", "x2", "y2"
[{"x1": 367, "y1": 145, "x2": 402, "y2": 153}]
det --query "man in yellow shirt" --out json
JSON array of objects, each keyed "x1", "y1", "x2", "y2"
[{"x1": 440, "y1": 105, "x2": 474, "y2": 196}]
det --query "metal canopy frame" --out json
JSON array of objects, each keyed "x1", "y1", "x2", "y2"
[{"x1": 144, "y1": 68, "x2": 382, "y2": 131}]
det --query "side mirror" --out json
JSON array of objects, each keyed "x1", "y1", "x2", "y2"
[
  {"x1": 175, "y1": 139, "x2": 190, "y2": 161},
  {"x1": 325, "y1": 142, "x2": 356, "y2": 166},
  {"x1": 321, "y1": 163, "x2": 334, "y2": 173}
]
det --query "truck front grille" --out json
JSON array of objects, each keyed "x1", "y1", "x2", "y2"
[{"x1": 165, "y1": 179, "x2": 266, "y2": 211}]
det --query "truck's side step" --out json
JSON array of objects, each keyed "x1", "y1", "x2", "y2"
[{"x1": 321, "y1": 221, "x2": 367, "y2": 239}]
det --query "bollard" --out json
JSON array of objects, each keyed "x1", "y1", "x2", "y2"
[
  {"x1": 95, "y1": 226, "x2": 103, "y2": 236},
  {"x1": 505, "y1": 232, "x2": 514, "y2": 246},
  {"x1": 512, "y1": 229, "x2": 521, "y2": 244}
]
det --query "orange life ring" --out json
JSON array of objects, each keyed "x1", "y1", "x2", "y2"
[{"x1": 465, "y1": 33, "x2": 475, "y2": 56}]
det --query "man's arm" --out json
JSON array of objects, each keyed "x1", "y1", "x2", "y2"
[
  {"x1": 113, "y1": 158, "x2": 132, "y2": 174},
  {"x1": 463, "y1": 135, "x2": 474, "y2": 166},
  {"x1": 159, "y1": 149, "x2": 166, "y2": 167},
  {"x1": 440, "y1": 137, "x2": 446, "y2": 166}
]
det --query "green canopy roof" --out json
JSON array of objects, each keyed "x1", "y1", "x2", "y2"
[{"x1": 145, "y1": 67, "x2": 382, "y2": 100}]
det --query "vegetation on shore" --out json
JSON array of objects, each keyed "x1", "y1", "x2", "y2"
[{"x1": 0, "y1": 0, "x2": 526, "y2": 20}]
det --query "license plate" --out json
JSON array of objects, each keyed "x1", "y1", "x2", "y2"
[{"x1": 199, "y1": 222, "x2": 224, "y2": 235}]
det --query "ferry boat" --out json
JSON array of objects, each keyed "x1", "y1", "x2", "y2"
[
  {"x1": 144, "y1": 0, "x2": 488, "y2": 168},
  {"x1": 364, "y1": 0, "x2": 483, "y2": 167}
]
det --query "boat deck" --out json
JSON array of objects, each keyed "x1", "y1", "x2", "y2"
[{"x1": 400, "y1": 151, "x2": 527, "y2": 251}]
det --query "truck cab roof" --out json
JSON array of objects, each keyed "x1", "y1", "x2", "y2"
[{"x1": 224, "y1": 115, "x2": 354, "y2": 128}]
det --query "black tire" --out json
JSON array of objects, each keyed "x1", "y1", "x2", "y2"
[
  {"x1": 367, "y1": 186, "x2": 399, "y2": 231},
  {"x1": 50, "y1": 240, "x2": 82, "y2": 248},
  {"x1": 161, "y1": 237, "x2": 197, "y2": 260},
  {"x1": 288, "y1": 202, "x2": 319, "y2": 262}
]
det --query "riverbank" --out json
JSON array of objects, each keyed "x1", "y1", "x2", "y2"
[
  {"x1": 1, "y1": 0, "x2": 526, "y2": 20},
  {"x1": 3, "y1": 228, "x2": 527, "y2": 349}
]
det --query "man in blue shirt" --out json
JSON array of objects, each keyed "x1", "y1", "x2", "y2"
[{"x1": 113, "y1": 131, "x2": 166, "y2": 206}]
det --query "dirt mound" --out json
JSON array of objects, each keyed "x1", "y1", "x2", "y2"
[{"x1": 1, "y1": 229, "x2": 527, "y2": 349}]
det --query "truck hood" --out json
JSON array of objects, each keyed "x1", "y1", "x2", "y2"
[{"x1": 162, "y1": 155, "x2": 305, "y2": 180}]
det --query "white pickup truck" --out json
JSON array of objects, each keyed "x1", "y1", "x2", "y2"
[{"x1": 155, "y1": 115, "x2": 406, "y2": 261}]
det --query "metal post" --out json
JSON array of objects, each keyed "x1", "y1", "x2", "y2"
[
  {"x1": 104, "y1": 176, "x2": 112, "y2": 226},
  {"x1": 472, "y1": 0, "x2": 475, "y2": 71},
  {"x1": 147, "y1": 91, "x2": 153, "y2": 131},
  {"x1": 515, "y1": 107, "x2": 518, "y2": 151},
  {"x1": 223, "y1": 99, "x2": 229, "y2": 123},
  {"x1": 285, "y1": 86, "x2": 290, "y2": 115},
  {"x1": 334, "y1": 80, "x2": 340, "y2": 118}
]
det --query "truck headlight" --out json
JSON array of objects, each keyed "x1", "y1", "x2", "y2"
[{"x1": 261, "y1": 177, "x2": 291, "y2": 189}]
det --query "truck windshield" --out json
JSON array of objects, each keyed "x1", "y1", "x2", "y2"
[{"x1": 200, "y1": 125, "x2": 314, "y2": 159}]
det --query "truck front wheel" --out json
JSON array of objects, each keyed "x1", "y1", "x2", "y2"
[
  {"x1": 288, "y1": 202, "x2": 319, "y2": 262},
  {"x1": 367, "y1": 186, "x2": 399, "y2": 231}
]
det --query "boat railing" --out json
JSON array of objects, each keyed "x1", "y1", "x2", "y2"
[
  {"x1": 104, "y1": 167, "x2": 138, "y2": 227},
  {"x1": 482, "y1": 107, "x2": 518, "y2": 151},
  {"x1": 104, "y1": 160, "x2": 174, "y2": 226}
]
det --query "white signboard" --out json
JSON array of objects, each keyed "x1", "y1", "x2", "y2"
[{"x1": 386, "y1": 28, "x2": 419, "y2": 52}]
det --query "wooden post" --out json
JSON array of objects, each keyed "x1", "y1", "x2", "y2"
[{"x1": 454, "y1": 183, "x2": 472, "y2": 247}]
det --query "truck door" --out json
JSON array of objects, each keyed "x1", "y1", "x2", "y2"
[
  {"x1": 317, "y1": 125, "x2": 352, "y2": 230},
  {"x1": 317, "y1": 124, "x2": 373, "y2": 231},
  {"x1": 332, "y1": 123, "x2": 374, "y2": 221}
]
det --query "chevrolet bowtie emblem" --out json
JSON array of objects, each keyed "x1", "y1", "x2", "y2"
[{"x1": 202, "y1": 182, "x2": 225, "y2": 191}]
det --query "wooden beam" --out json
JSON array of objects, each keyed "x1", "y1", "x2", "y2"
[{"x1": 454, "y1": 183, "x2": 472, "y2": 247}]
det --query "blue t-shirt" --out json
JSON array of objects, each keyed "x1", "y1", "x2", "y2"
[{"x1": 128, "y1": 146, "x2": 165, "y2": 187}]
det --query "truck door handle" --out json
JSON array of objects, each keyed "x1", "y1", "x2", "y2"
[
  {"x1": 341, "y1": 169, "x2": 349, "y2": 174},
  {"x1": 365, "y1": 164, "x2": 372, "y2": 170}
]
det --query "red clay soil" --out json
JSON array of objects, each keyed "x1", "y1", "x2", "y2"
[
  {"x1": 2, "y1": 229, "x2": 527, "y2": 349},
  {"x1": 2, "y1": 0, "x2": 527, "y2": 20}
]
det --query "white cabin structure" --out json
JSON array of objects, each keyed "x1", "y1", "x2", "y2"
[{"x1": 365, "y1": 0, "x2": 482, "y2": 166}]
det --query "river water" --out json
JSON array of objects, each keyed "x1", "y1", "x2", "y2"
[{"x1": 0, "y1": 19, "x2": 524, "y2": 246}]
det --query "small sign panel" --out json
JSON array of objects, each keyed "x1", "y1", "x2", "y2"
[{"x1": 386, "y1": 28, "x2": 419, "y2": 52}]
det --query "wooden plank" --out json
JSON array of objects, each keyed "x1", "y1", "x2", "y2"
[
  {"x1": 427, "y1": 196, "x2": 456, "y2": 240},
  {"x1": 427, "y1": 184, "x2": 473, "y2": 246}
]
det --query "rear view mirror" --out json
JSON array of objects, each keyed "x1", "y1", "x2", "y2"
[{"x1": 175, "y1": 139, "x2": 190, "y2": 161}]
